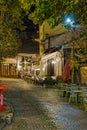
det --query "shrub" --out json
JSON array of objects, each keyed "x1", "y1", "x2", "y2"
[{"x1": 44, "y1": 76, "x2": 56, "y2": 86}]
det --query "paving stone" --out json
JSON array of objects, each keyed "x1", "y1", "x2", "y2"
[{"x1": 0, "y1": 78, "x2": 87, "y2": 130}]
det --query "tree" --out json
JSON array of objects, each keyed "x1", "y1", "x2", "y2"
[
  {"x1": 0, "y1": 0, "x2": 26, "y2": 61},
  {"x1": 27, "y1": 0, "x2": 87, "y2": 61},
  {"x1": 0, "y1": 0, "x2": 87, "y2": 60},
  {"x1": 27, "y1": 0, "x2": 87, "y2": 28}
]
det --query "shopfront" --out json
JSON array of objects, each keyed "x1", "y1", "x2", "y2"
[
  {"x1": 41, "y1": 51, "x2": 62, "y2": 78},
  {"x1": 0, "y1": 58, "x2": 17, "y2": 78}
]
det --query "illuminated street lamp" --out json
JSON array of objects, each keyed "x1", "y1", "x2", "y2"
[
  {"x1": 63, "y1": 15, "x2": 75, "y2": 27},
  {"x1": 66, "y1": 18, "x2": 71, "y2": 23}
]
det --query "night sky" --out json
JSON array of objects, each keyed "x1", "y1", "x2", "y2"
[
  {"x1": 19, "y1": 18, "x2": 39, "y2": 54},
  {"x1": 23, "y1": 17, "x2": 38, "y2": 33}
]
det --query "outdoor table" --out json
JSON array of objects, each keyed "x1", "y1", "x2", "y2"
[{"x1": 0, "y1": 85, "x2": 9, "y2": 111}]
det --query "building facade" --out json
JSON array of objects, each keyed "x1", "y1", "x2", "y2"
[
  {"x1": 0, "y1": 58, "x2": 17, "y2": 78},
  {"x1": 39, "y1": 21, "x2": 87, "y2": 85}
]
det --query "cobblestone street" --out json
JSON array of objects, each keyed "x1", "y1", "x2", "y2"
[{"x1": 0, "y1": 78, "x2": 87, "y2": 130}]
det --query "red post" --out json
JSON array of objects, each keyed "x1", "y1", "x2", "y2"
[
  {"x1": 0, "y1": 90, "x2": 3, "y2": 106},
  {"x1": 0, "y1": 85, "x2": 9, "y2": 111}
]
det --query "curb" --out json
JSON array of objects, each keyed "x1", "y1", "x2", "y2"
[{"x1": 0, "y1": 99, "x2": 14, "y2": 130}]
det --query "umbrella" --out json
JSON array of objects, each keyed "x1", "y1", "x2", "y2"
[{"x1": 62, "y1": 59, "x2": 72, "y2": 81}]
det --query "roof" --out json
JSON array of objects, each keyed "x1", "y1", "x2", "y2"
[{"x1": 2, "y1": 58, "x2": 16, "y2": 64}]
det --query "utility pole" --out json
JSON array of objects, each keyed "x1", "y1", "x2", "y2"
[{"x1": 34, "y1": 22, "x2": 45, "y2": 76}]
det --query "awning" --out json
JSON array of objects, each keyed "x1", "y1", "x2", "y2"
[{"x1": 32, "y1": 65, "x2": 40, "y2": 70}]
